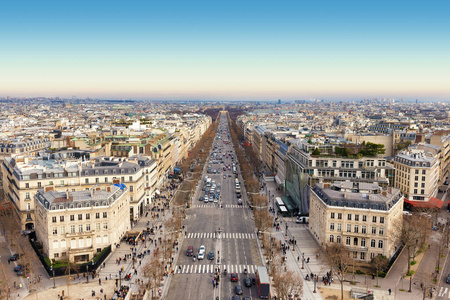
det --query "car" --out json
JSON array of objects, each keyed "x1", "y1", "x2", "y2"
[
  {"x1": 208, "y1": 250, "x2": 215, "y2": 260},
  {"x1": 296, "y1": 216, "x2": 309, "y2": 224},
  {"x1": 14, "y1": 265, "x2": 22, "y2": 272},
  {"x1": 204, "y1": 196, "x2": 209, "y2": 203},
  {"x1": 224, "y1": 174, "x2": 227, "y2": 178},
  {"x1": 235, "y1": 285, "x2": 243, "y2": 295},
  {"x1": 198, "y1": 252, "x2": 205, "y2": 260},
  {"x1": 237, "y1": 199, "x2": 243, "y2": 205},
  {"x1": 231, "y1": 296, "x2": 240, "y2": 300},
  {"x1": 230, "y1": 272, "x2": 238, "y2": 282},
  {"x1": 447, "y1": 274, "x2": 450, "y2": 284},
  {"x1": 244, "y1": 277, "x2": 252, "y2": 287},
  {"x1": 445, "y1": 181, "x2": 449, "y2": 185},
  {"x1": 199, "y1": 245, "x2": 206, "y2": 253},
  {"x1": 199, "y1": 196, "x2": 204, "y2": 202},
  {"x1": 186, "y1": 246, "x2": 194, "y2": 256},
  {"x1": 10, "y1": 254, "x2": 20, "y2": 261},
  {"x1": 243, "y1": 297, "x2": 251, "y2": 300}
]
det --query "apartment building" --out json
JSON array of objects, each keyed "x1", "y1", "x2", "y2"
[
  {"x1": 2, "y1": 154, "x2": 146, "y2": 230},
  {"x1": 309, "y1": 181, "x2": 403, "y2": 262},
  {"x1": 34, "y1": 185, "x2": 130, "y2": 262},
  {"x1": 393, "y1": 149, "x2": 439, "y2": 202},
  {"x1": 285, "y1": 141, "x2": 394, "y2": 215}
]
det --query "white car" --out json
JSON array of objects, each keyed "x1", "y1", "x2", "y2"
[
  {"x1": 198, "y1": 252, "x2": 205, "y2": 260},
  {"x1": 204, "y1": 196, "x2": 209, "y2": 203},
  {"x1": 199, "y1": 245, "x2": 205, "y2": 254}
]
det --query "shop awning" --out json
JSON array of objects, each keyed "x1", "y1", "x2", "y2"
[{"x1": 404, "y1": 197, "x2": 444, "y2": 209}]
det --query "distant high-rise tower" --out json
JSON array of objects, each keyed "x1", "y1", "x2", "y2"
[{"x1": 277, "y1": 99, "x2": 281, "y2": 104}]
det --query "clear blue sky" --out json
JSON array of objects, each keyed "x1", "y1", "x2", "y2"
[{"x1": 0, "y1": 0, "x2": 449, "y2": 101}]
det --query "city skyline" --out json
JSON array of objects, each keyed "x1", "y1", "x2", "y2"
[{"x1": 1, "y1": 0, "x2": 449, "y2": 101}]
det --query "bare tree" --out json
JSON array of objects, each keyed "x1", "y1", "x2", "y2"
[
  {"x1": 417, "y1": 272, "x2": 435, "y2": 300},
  {"x1": 272, "y1": 270, "x2": 303, "y2": 300},
  {"x1": 142, "y1": 253, "x2": 163, "y2": 300},
  {"x1": 400, "y1": 214, "x2": 431, "y2": 275},
  {"x1": 323, "y1": 243, "x2": 353, "y2": 300},
  {"x1": 370, "y1": 255, "x2": 389, "y2": 287}
]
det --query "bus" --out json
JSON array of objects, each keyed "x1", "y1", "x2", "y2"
[{"x1": 256, "y1": 266, "x2": 270, "y2": 298}]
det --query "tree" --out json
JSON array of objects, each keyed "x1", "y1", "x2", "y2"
[
  {"x1": 311, "y1": 148, "x2": 321, "y2": 156},
  {"x1": 142, "y1": 254, "x2": 163, "y2": 299},
  {"x1": 272, "y1": 270, "x2": 303, "y2": 300},
  {"x1": 400, "y1": 214, "x2": 431, "y2": 275},
  {"x1": 323, "y1": 243, "x2": 353, "y2": 300},
  {"x1": 370, "y1": 255, "x2": 389, "y2": 286}
]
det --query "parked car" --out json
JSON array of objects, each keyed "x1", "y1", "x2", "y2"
[
  {"x1": 14, "y1": 265, "x2": 22, "y2": 272},
  {"x1": 447, "y1": 274, "x2": 450, "y2": 284},
  {"x1": 199, "y1": 196, "x2": 204, "y2": 202},
  {"x1": 198, "y1": 252, "x2": 205, "y2": 260},
  {"x1": 10, "y1": 254, "x2": 20, "y2": 261}
]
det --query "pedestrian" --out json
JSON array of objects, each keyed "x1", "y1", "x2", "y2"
[
  {"x1": 297, "y1": 256, "x2": 300, "y2": 262},
  {"x1": 99, "y1": 278, "x2": 102, "y2": 285},
  {"x1": 388, "y1": 288, "x2": 391, "y2": 295}
]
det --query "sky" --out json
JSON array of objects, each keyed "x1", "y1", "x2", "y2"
[{"x1": 0, "y1": 0, "x2": 449, "y2": 101}]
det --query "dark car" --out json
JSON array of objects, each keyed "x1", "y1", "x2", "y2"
[
  {"x1": 244, "y1": 277, "x2": 252, "y2": 287},
  {"x1": 235, "y1": 285, "x2": 243, "y2": 295},
  {"x1": 208, "y1": 250, "x2": 215, "y2": 260},
  {"x1": 14, "y1": 265, "x2": 22, "y2": 272},
  {"x1": 186, "y1": 246, "x2": 194, "y2": 256},
  {"x1": 447, "y1": 274, "x2": 450, "y2": 284},
  {"x1": 230, "y1": 272, "x2": 238, "y2": 282},
  {"x1": 10, "y1": 254, "x2": 20, "y2": 261},
  {"x1": 445, "y1": 181, "x2": 449, "y2": 185},
  {"x1": 199, "y1": 196, "x2": 204, "y2": 202},
  {"x1": 243, "y1": 298, "x2": 251, "y2": 300}
]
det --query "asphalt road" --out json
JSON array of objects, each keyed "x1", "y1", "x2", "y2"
[{"x1": 166, "y1": 113, "x2": 262, "y2": 300}]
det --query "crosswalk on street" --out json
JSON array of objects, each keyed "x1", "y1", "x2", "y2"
[
  {"x1": 192, "y1": 204, "x2": 243, "y2": 208},
  {"x1": 438, "y1": 286, "x2": 450, "y2": 298},
  {"x1": 175, "y1": 264, "x2": 260, "y2": 274},
  {"x1": 186, "y1": 232, "x2": 256, "y2": 239}
]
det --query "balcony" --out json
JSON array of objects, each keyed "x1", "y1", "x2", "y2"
[{"x1": 66, "y1": 231, "x2": 95, "y2": 238}]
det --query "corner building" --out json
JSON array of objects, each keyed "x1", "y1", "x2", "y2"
[{"x1": 309, "y1": 181, "x2": 403, "y2": 262}]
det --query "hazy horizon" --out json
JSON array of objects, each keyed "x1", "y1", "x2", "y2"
[{"x1": 1, "y1": 0, "x2": 449, "y2": 100}]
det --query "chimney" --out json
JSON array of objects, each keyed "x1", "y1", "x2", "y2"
[
  {"x1": 44, "y1": 186, "x2": 54, "y2": 193},
  {"x1": 106, "y1": 186, "x2": 111, "y2": 192},
  {"x1": 388, "y1": 187, "x2": 393, "y2": 194},
  {"x1": 381, "y1": 191, "x2": 388, "y2": 197},
  {"x1": 113, "y1": 178, "x2": 121, "y2": 184},
  {"x1": 96, "y1": 186, "x2": 101, "y2": 191},
  {"x1": 66, "y1": 189, "x2": 70, "y2": 199},
  {"x1": 323, "y1": 183, "x2": 331, "y2": 189}
]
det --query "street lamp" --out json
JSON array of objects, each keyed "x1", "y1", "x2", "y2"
[
  {"x1": 302, "y1": 254, "x2": 305, "y2": 269},
  {"x1": 313, "y1": 275, "x2": 317, "y2": 293},
  {"x1": 50, "y1": 264, "x2": 56, "y2": 288}
]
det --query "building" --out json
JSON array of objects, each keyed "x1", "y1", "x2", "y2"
[
  {"x1": 2, "y1": 154, "x2": 146, "y2": 230},
  {"x1": 34, "y1": 185, "x2": 130, "y2": 262},
  {"x1": 284, "y1": 141, "x2": 394, "y2": 215},
  {"x1": 393, "y1": 149, "x2": 439, "y2": 202},
  {"x1": 309, "y1": 181, "x2": 403, "y2": 262}
]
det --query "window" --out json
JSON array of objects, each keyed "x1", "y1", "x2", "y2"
[
  {"x1": 26, "y1": 192, "x2": 30, "y2": 200},
  {"x1": 25, "y1": 183, "x2": 29, "y2": 188},
  {"x1": 379, "y1": 228, "x2": 384, "y2": 235},
  {"x1": 361, "y1": 238, "x2": 366, "y2": 247},
  {"x1": 60, "y1": 226, "x2": 65, "y2": 234},
  {"x1": 337, "y1": 223, "x2": 342, "y2": 231},
  {"x1": 103, "y1": 212, "x2": 107, "y2": 218},
  {"x1": 86, "y1": 213, "x2": 90, "y2": 220},
  {"x1": 353, "y1": 237, "x2": 358, "y2": 246},
  {"x1": 354, "y1": 225, "x2": 359, "y2": 233},
  {"x1": 421, "y1": 189, "x2": 425, "y2": 194},
  {"x1": 362, "y1": 226, "x2": 366, "y2": 234},
  {"x1": 337, "y1": 236, "x2": 341, "y2": 243},
  {"x1": 52, "y1": 216, "x2": 57, "y2": 223},
  {"x1": 355, "y1": 215, "x2": 359, "y2": 221},
  {"x1": 103, "y1": 222, "x2": 108, "y2": 230},
  {"x1": 371, "y1": 239, "x2": 376, "y2": 248},
  {"x1": 331, "y1": 212, "x2": 335, "y2": 219},
  {"x1": 415, "y1": 176, "x2": 418, "y2": 181},
  {"x1": 130, "y1": 186, "x2": 134, "y2": 192},
  {"x1": 372, "y1": 216, "x2": 377, "y2": 223},
  {"x1": 86, "y1": 224, "x2": 91, "y2": 232},
  {"x1": 362, "y1": 215, "x2": 367, "y2": 222},
  {"x1": 96, "y1": 213, "x2": 100, "y2": 219},
  {"x1": 360, "y1": 252, "x2": 365, "y2": 260},
  {"x1": 330, "y1": 235, "x2": 334, "y2": 243},
  {"x1": 414, "y1": 189, "x2": 418, "y2": 194},
  {"x1": 415, "y1": 170, "x2": 419, "y2": 174},
  {"x1": 370, "y1": 253, "x2": 375, "y2": 260},
  {"x1": 105, "y1": 177, "x2": 108, "y2": 183},
  {"x1": 54, "y1": 253, "x2": 59, "y2": 258},
  {"x1": 347, "y1": 214, "x2": 352, "y2": 221},
  {"x1": 53, "y1": 227, "x2": 58, "y2": 235},
  {"x1": 346, "y1": 237, "x2": 351, "y2": 245},
  {"x1": 78, "y1": 214, "x2": 82, "y2": 220},
  {"x1": 38, "y1": 182, "x2": 41, "y2": 188},
  {"x1": 372, "y1": 227, "x2": 377, "y2": 234},
  {"x1": 380, "y1": 217, "x2": 384, "y2": 224},
  {"x1": 414, "y1": 182, "x2": 418, "y2": 187},
  {"x1": 61, "y1": 180, "x2": 64, "y2": 186},
  {"x1": 78, "y1": 225, "x2": 83, "y2": 233},
  {"x1": 129, "y1": 176, "x2": 133, "y2": 182},
  {"x1": 338, "y1": 213, "x2": 342, "y2": 220},
  {"x1": 60, "y1": 216, "x2": 64, "y2": 222},
  {"x1": 421, "y1": 183, "x2": 425, "y2": 188},
  {"x1": 330, "y1": 223, "x2": 335, "y2": 230},
  {"x1": 422, "y1": 176, "x2": 425, "y2": 181},
  {"x1": 422, "y1": 170, "x2": 426, "y2": 175},
  {"x1": 96, "y1": 223, "x2": 101, "y2": 231},
  {"x1": 70, "y1": 225, "x2": 75, "y2": 234},
  {"x1": 70, "y1": 215, "x2": 75, "y2": 221},
  {"x1": 85, "y1": 178, "x2": 89, "y2": 184},
  {"x1": 347, "y1": 224, "x2": 351, "y2": 232},
  {"x1": 378, "y1": 240, "x2": 384, "y2": 249},
  {"x1": 96, "y1": 178, "x2": 99, "y2": 183}
]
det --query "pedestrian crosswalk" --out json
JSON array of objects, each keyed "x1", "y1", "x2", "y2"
[
  {"x1": 191, "y1": 204, "x2": 242, "y2": 208},
  {"x1": 438, "y1": 286, "x2": 450, "y2": 298},
  {"x1": 186, "y1": 232, "x2": 256, "y2": 239},
  {"x1": 174, "y1": 264, "x2": 259, "y2": 274}
]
